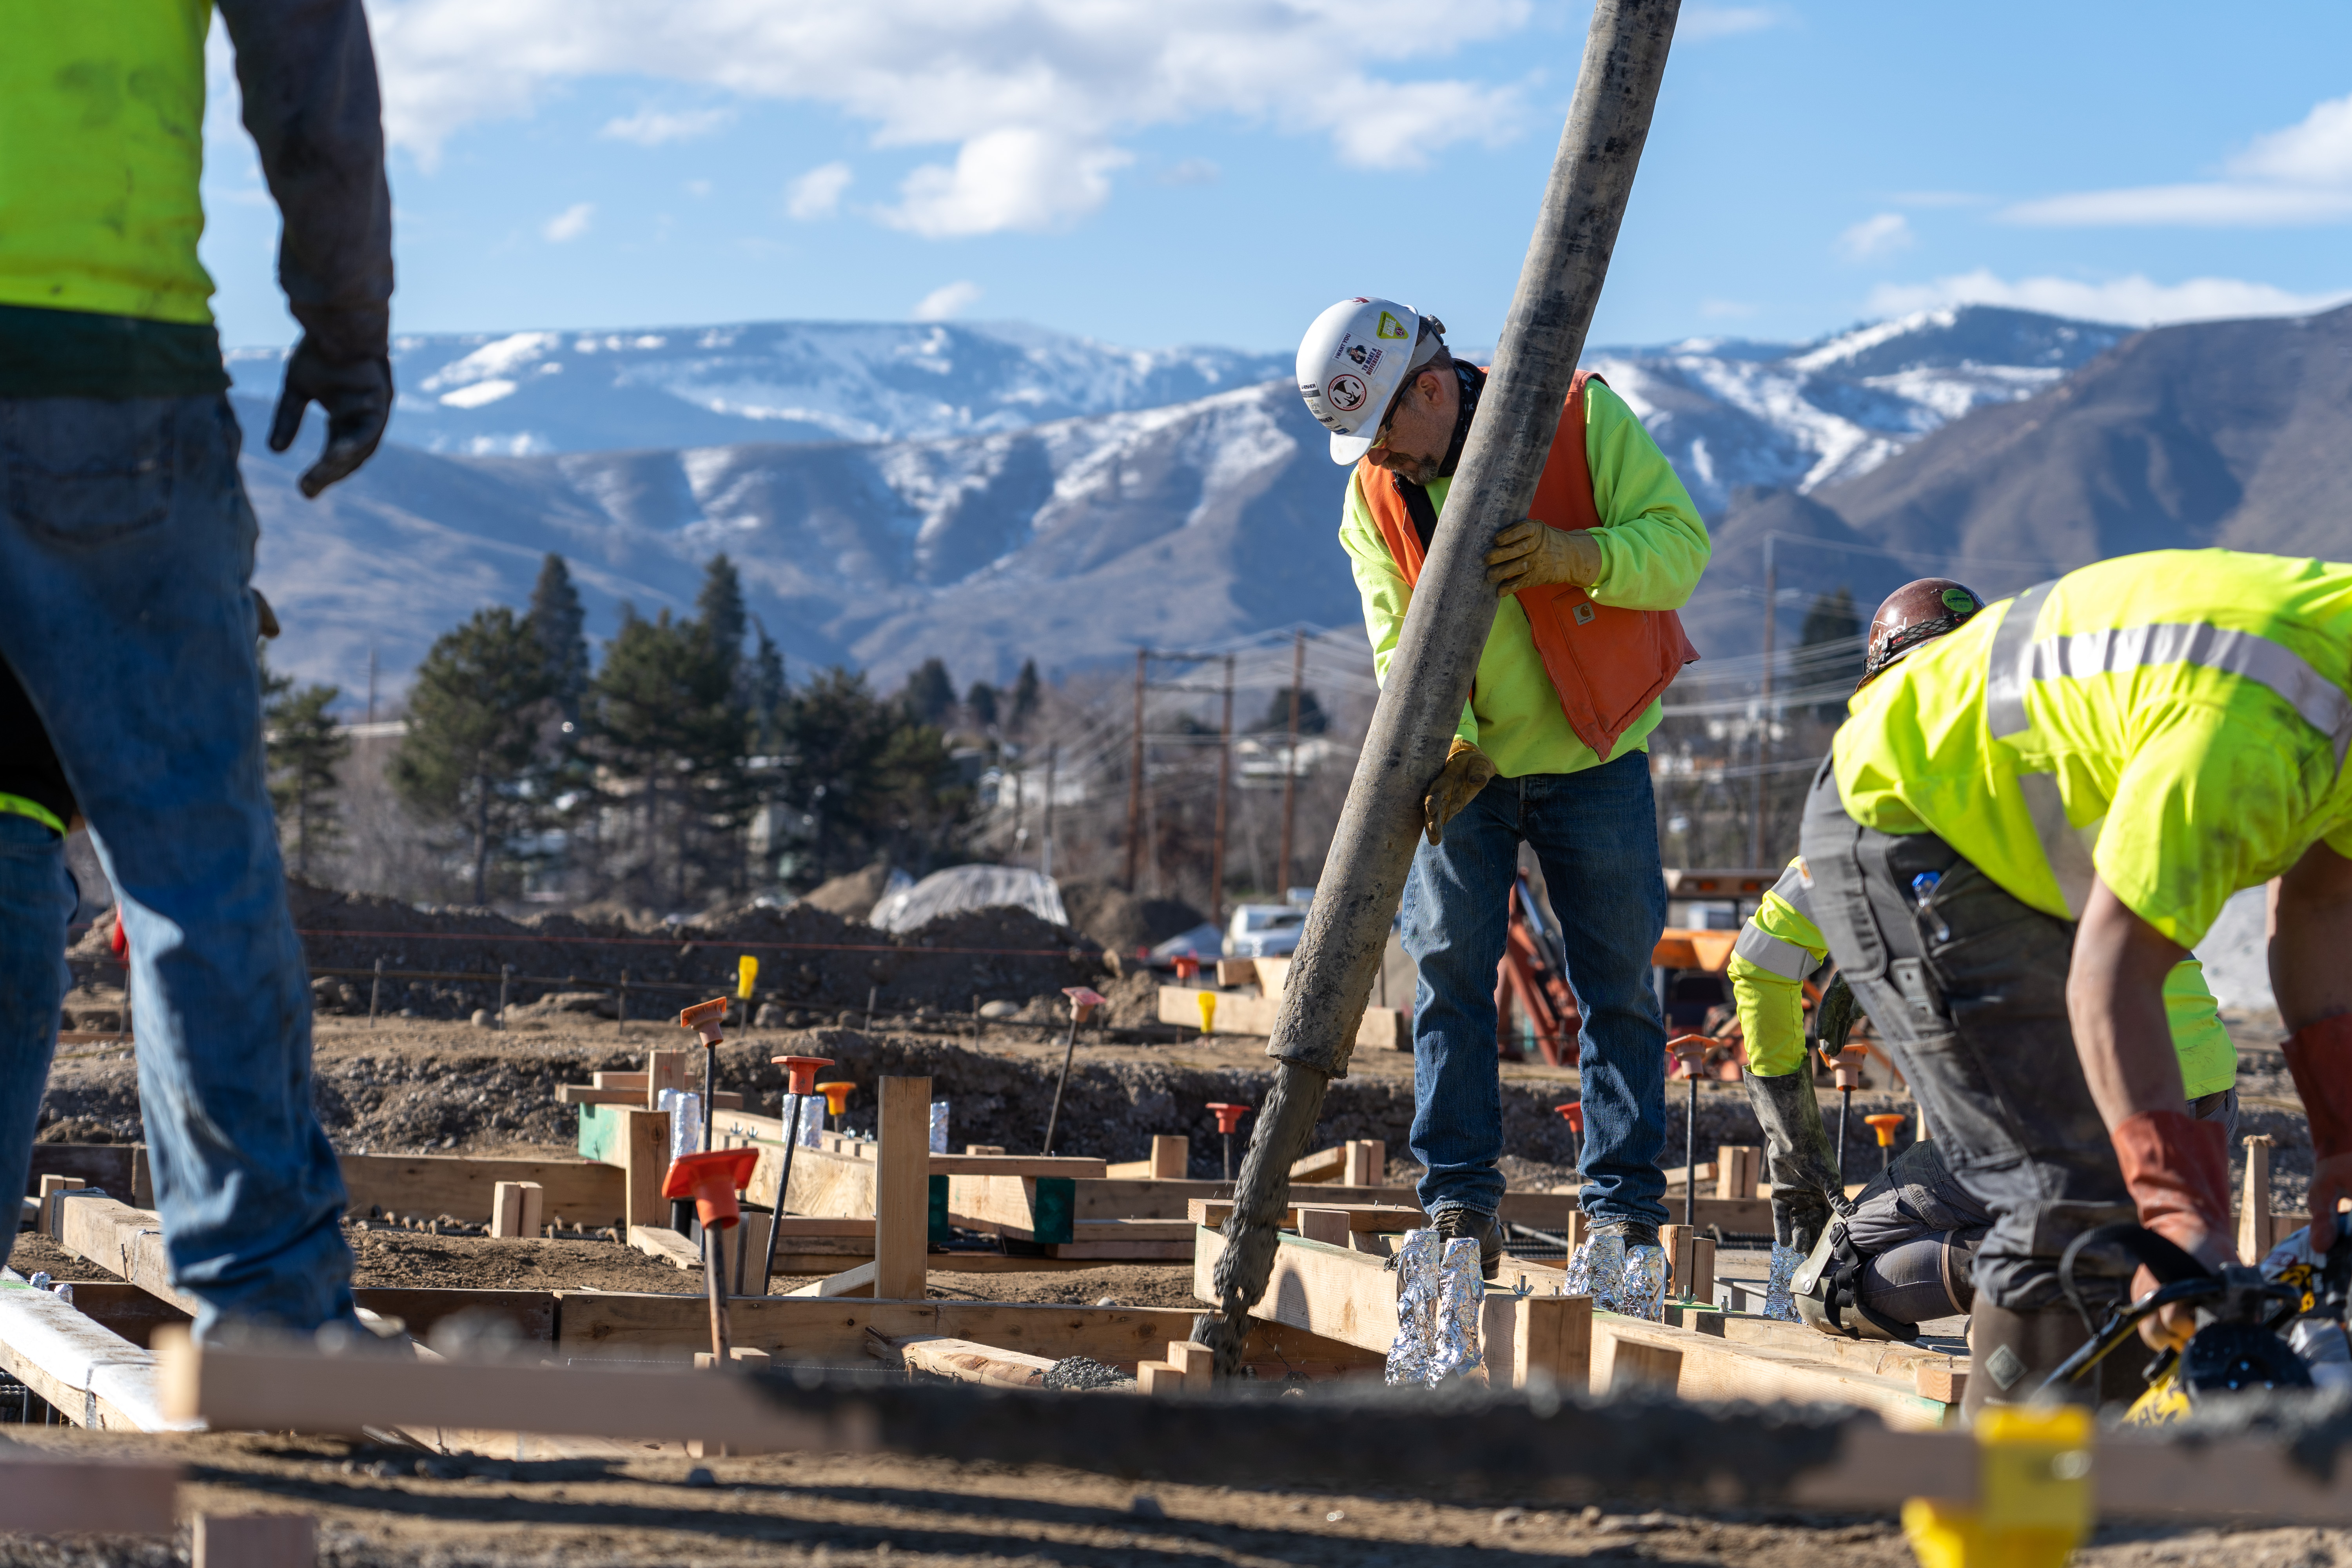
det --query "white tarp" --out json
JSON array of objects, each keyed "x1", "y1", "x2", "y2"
[
  {"x1": 869, "y1": 864, "x2": 1070, "y2": 934},
  {"x1": 2193, "y1": 884, "x2": 2274, "y2": 1013}
]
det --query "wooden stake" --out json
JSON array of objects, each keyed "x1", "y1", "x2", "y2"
[
  {"x1": 38, "y1": 1174, "x2": 85, "y2": 1236},
  {"x1": 645, "y1": 1049, "x2": 690, "y2": 1110},
  {"x1": 1166, "y1": 1339, "x2": 1216, "y2": 1389},
  {"x1": 874, "y1": 1077, "x2": 931, "y2": 1300},
  {"x1": 1297, "y1": 1207, "x2": 1352, "y2": 1247},
  {"x1": 1136, "y1": 1361, "x2": 1182, "y2": 1396},
  {"x1": 1599, "y1": 1338, "x2": 1683, "y2": 1396},
  {"x1": 1716, "y1": 1145, "x2": 1761, "y2": 1202},
  {"x1": 2240, "y1": 1134, "x2": 2276, "y2": 1261},
  {"x1": 488, "y1": 1181, "x2": 544, "y2": 1240},
  {"x1": 1343, "y1": 1140, "x2": 1386, "y2": 1188},
  {"x1": 621, "y1": 1108, "x2": 671, "y2": 1231},
  {"x1": 194, "y1": 1514, "x2": 315, "y2": 1568},
  {"x1": 1151, "y1": 1135, "x2": 1189, "y2": 1180}
]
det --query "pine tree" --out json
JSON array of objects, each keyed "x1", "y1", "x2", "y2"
[
  {"x1": 696, "y1": 554, "x2": 747, "y2": 677},
  {"x1": 902, "y1": 657, "x2": 955, "y2": 726},
  {"x1": 966, "y1": 681, "x2": 999, "y2": 728},
  {"x1": 526, "y1": 553, "x2": 590, "y2": 720},
  {"x1": 1259, "y1": 685, "x2": 1328, "y2": 736},
  {"x1": 261, "y1": 654, "x2": 350, "y2": 879},
  {"x1": 589, "y1": 606, "x2": 749, "y2": 907},
  {"x1": 748, "y1": 620, "x2": 786, "y2": 753},
  {"x1": 779, "y1": 668, "x2": 972, "y2": 884},
  {"x1": 391, "y1": 608, "x2": 559, "y2": 906},
  {"x1": 1009, "y1": 659, "x2": 1041, "y2": 732}
]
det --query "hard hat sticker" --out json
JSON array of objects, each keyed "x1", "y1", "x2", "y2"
[
  {"x1": 1343, "y1": 343, "x2": 1382, "y2": 370},
  {"x1": 1377, "y1": 312, "x2": 1409, "y2": 339},
  {"x1": 1941, "y1": 588, "x2": 1979, "y2": 614},
  {"x1": 1326, "y1": 374, "x2": 1368, "y2": 412}
]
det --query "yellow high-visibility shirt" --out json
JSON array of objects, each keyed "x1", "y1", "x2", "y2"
[
  {"x1": 1729, "y1": 856, "x2": 2238, "y2": 1098},
  {"x1": 1831, "y1": 550, "x2": 2352, "y2": 948},
  {"x1": 1338, "y1": 379, "x2": 1710, "y2": 780}
]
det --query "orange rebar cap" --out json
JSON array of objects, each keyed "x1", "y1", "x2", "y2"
[
  {"x1": 1172, "y1": 955, "x2": 1200, "y2": 982},
  {"x1": 815, "y1": 1080, "x2": 855, "y2": 1116},
  {"x1": 1666, "y1": 1033, "x2": 1711, "y2": 1079},
  {"x1": 679, "y1": 997, "x2": 729, "y2": 1044},
  {"x1": 662, "y1": 1147, "x2": 761, "y2": 1229},
  {"x1": 1865, "y1": 1113, "x2": 1907, "y2": 1148},
  {"x1": 1555, "y1": 1102, "x2": 1584, "y2": 1134},
  {"x1": 1063, "y1": 985, "x2": 1107, "y2": 1024},
  {"x1": 772, "y1": 1054, "x2": 835, "y2": 1096},
  {"x1": 1207, "y1": 1102, "x2": 1249, "y2": 1134}
]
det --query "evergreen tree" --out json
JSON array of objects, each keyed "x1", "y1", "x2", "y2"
[
  {"x1": 1008, "y1": 659, "x2": 1041, "y2": 732},
  {"x1": 526, "y1": 553, "x2": 590, "y2": 720},
  {"x1": 902, "y1": 657, "x2": 956, "y2": 726},
  {"x1": 748, "y1": 620, "x2": 786, "y2": 753},
  {"x1": 1259, "y1": 685, "x2": 1328, "y2": 736},
  {"x1": 780, "y1": 667, "x2": 972, "y2": 884},
  {"x1": 261, "y1": 654, "x2": 349, "y2": 878},
  {"x1": 966, "y1": 681, "x2": 999, "y2": 728},
  {"x1": 391, "y1": 608, "x2": 559, "y2": 905},
  {"x1": 589, "y1": 606, "x2": 750, "y2": 906},
  {"x1": 696, "y1": 554, "x2": 747, "y2": 676}
]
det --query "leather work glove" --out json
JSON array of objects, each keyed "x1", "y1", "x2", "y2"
[
  {"x1": 2285, "y1": 1013, "x2": 2352, "y2": 1252},
  {"x1": 269, "y1": 336, "x2": 393, "y2": 498},
  {"x1": 1485, "y1": 518, "x2": 1601, "y2": 595},
  {"x1": 2111, "y1": 1108, "x2": 2235, "y2": 1350},
  {"x1": 1422, "y1": 737, "x2": 1497, "y2": 846}
]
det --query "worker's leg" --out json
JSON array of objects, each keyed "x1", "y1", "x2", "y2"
[
  {"x1": 1398, "y1": 778, "x2": 1518, "y2": 1224},
  {"x1": 0, "y1": 812, "x2": 72, "y2": 1272},
  {"x1": 0, "y1": 395, "x2": 355, "y2": 1336},
  {"x1": 1521, "y1": 751, "x2": 1670, "y2": 1237},
  {"x1": 1802, "y1": 1138, "x2": 1989, "y2": 1335},
  {"x1": 1797, "y1": 765, "x2": 2134, "y2": 1408}
]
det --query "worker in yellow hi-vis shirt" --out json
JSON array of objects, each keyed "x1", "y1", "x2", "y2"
[{"x1": 1798, "y1": 549, "x2": 2352, "y2": 1417}]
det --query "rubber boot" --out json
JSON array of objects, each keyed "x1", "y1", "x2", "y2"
[
  {"x1": 1432, "y1": 1207, "x2": 1502, "y2": 1281},
  {"x1": 1746, "y1": 1068, "x2": 1844, "y2": 1320},
  {"x1": 1963, "y1": 1303, "x2": 2149, "y2": 1419}
]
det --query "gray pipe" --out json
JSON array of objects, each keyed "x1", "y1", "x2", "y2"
[{"x1": 1194, "y1": 0, "x2": 1681, "y2": 1372}]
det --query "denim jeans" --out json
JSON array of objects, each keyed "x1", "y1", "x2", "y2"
[
  {"x1": 1795, "y1": 762, "x2": 2132, "y2": 1313},
  {"x1": 0, "y1": 815, "x2": 73, "y2": 1274},
  {"x1": 0, "y1": 394, "x2": 355, "y2": 1335},
  {"x1": 1399, "y1": 749, "x2": 1669, "y2": 1229}
]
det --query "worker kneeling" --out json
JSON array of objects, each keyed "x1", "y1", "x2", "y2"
[
  {"x1": 1731, "y1": 580, "x2": 2241, "y2": 1360},
  {"x1": 1796, "y1": 549, "x2": 2352, "y2": 1418}
]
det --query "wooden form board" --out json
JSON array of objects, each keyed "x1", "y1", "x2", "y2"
[
  {"x1": 1156, "y1": 985, "x2": 1407, "y2": 1050},
  {"x1": 869, "y1": 1332, "x2": 1058, "y2": 1389},
  {"x1": 0, "y1": 1271, "x2": 192, "y2": 1431},
  {"x1": 1590, "y1": 1313, "x2": 1956, "y2": 1430},
  {"x1": 874, "y1": 1076, "x2": 931, "y2": 1300},
  {"x1": 1188, "y1": 1194, "x2": 1771, "y2": 1238},
  {"x1": 576, "y1": 1104, "x2": 674, "y2": 1229},
  {"x1": 0, "y1": 1450, "x2": 179, "y2": 1535},
  {"x1": 51, "y1": 1193, "x2": 197, "y2": 1316},
  {"x1": 1105, "y1": 1136, "x2": 1189, "y2": 1181},
  {"x1": 339, "y1": 1154, "x2": 620, "y2": 1225}
]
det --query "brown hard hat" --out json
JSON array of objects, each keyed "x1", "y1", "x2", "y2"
[{"x1": 1858, "y1": 577, "x2": 1984, "y2": 688}]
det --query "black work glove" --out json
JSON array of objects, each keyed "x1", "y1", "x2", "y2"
[{"x1": 269, "y1": 335, "x2": 392, "y2": 498}]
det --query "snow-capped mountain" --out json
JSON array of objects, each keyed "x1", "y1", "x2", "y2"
[{"x1": 226, "y1": 320, "x2": 1293, "y2": 457}]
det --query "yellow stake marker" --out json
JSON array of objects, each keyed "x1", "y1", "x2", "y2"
[
  {"x1": 737, "y1": 955, "x2": 759, "y2": 1001},
  {"x1": 1903, "y1": 1403, "x2": 2092, "y2": 1568},
  {"x1": 1197, "y1": 992, "x2": 1218, "y2": 1034}
]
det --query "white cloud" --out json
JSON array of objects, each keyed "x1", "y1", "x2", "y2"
[
  {"x1": 1158, "y1": 158, "x2": 1220, "y2": 187},
  {"x1": 2002, "y1": 92, "x2": 2352, "y2": 227},
  {"x1": 911, "y1": 280, "x2": 984, "y2": 321},
  {"x1": 601, "y1": 105, "x2": 733, "y2": 145},
  {"x1": 786, "y1": 162, "x2": 853, "y2": 220},
  {"x1": 364, "y1": 0, "x2": 1537, "y2": 230},
  {"x1": 1864, "y1": 269, "x2": 2352, "y2": 327},
  {"x1": 541, "y1": 201, "x2": 595, "y2": 242},
  {"x1": 1835, "y1": 212, "x2": 1913, "y2": 261},
  {"x1": 1680, "y1": 5, "x2": 1786, "y2": 41}
]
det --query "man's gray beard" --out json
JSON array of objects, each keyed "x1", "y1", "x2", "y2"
[{"x1": 1387, "y1": 450, "x2": 1446, "y2": 486}]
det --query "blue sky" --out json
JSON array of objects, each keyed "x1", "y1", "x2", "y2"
[{"x1": 198, "y1": 1, "x2": 2352, "y2": 357}]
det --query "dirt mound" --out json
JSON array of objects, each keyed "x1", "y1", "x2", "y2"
[
  {"x1": 800, "y1": 862, "x2": 893, "y2": 918},
  {"x1": 1060, "y1": 880, "x2": 1206, "y2": 956}
]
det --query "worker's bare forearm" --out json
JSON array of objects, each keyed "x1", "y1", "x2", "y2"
[
  {"x1": 2274, "y1": 841, "x2": 2352, "y2": 1033},
  {"x1": 217, "y1": 0, "x2": 394, "y2": 364},
  {"x1": 2067, "y1": 876, "x2": 2190, "y2": 1128}
]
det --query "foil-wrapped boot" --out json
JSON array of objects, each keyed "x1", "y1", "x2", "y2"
[
  {"x1": 1563, "y1": 1230, "x2": 1628, "y2": 1311},
  {"x1": 1619, "y1": 1241, "x2": 1668, "y2": 1321},
  {"x1": 1428, "y1": 1237, "x2": 1487, "y2": 1382},
  {"x1": 1383, "y1": 1229, "x2": 1442, "y2": 1385},
  {"x1": 1763, "y1": 1242, "x2": 1805, "y2": 1321}
]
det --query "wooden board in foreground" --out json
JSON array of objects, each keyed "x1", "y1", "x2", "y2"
[{"x1": 0, "y1": 1452, "x2": 178, "y2": 1535}]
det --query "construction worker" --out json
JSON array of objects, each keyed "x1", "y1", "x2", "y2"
[
  {"x1": 1798, "y1": 549, "x2": 2352, "y2": 1414},
  {"x1": 0, "y1": 2, "x2": 393, "y2": 1333},
  {"x1": 1729, "y1": 581, "x2": 2241, "y2": 1335},
  {"x1": 1297, "y1": 297, "x2": 1709, "y2": 1298}
]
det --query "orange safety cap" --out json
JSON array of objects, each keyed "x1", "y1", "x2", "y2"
[
  {"x1": 1555, "y1": 1102, "x2": 1584, "y2": 1134},
  {"x1": 772, "y1": 1054, "x2": 835, "y2": 1096},
  {"x1": 1063, "y1": 985, "x2": 1107, "y2": 1025},
  {"x1": 679, "y1": 997, "x2": 730, "y2": 1044},
  {"x1": 815, "y1": 1080, "x2": 855, "y2": 1116},
  {"x1": 1206, "y1": 1102, "x2": 1249, "y2": 1134},
  {"x1": 1864, "y1": 1113, "x2": 1907, "y2": 1147},
  {"x1": 1172, "y1": 955, "x2": 1200, "y2": 982},
  {"x1": 662, "y1": 1147, "x2": 762, "y2": 1229}
]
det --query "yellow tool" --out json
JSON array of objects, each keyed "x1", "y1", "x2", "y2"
[
  {"x1": 1198, "y1": 992, "x2": 1218, "y2": 1034},
  {"x1": 737, "y1": 955, "x2": 759, "y2": 1002},
  {"x1": 1903, "y1": 1404, "x2": 2092, "y2": 1568}
]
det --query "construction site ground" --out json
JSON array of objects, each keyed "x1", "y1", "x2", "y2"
[{"x1": 8, "y1": 1006, "x2": 2323, "y2": 1564}]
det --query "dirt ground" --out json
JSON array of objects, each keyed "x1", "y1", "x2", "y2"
[{"x1": 2, "y1": 1425, "x2": 2345, "y2": 1568}]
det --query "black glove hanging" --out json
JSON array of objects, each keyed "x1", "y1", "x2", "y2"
[{"x1": 269, "y1": 335, "x2": 392, "y2": 498}]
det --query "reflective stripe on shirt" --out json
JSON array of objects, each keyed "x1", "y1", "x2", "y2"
[{"x1": 1733, "y1": 920, "x2": 1813, "y2": 980}]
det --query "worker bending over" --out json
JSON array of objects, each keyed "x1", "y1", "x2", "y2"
[
  {"x1": 0, "y1": 0, "x2": 393, "y2": 1335},
  {"x1": 1728, "y1": 581, "x2": 2241, "y2": 1336},
  {"x1": 1798, "y1": 550, "x2": 2352, "y2": 1414},
  {"x1": 1297, "y1": 296, "x2": 1709, "y2": 1303}
]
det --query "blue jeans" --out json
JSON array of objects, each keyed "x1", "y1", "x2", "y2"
[
  {"x1": 0, "y1": 815, "x2": 73, "y2": 1274},
  {"x1": 0, "y1": 395, "x2": 355, "y2": 1336},
  {"x1": 1399, "y1": 749, "x2": 1669, "y2": 1229}
]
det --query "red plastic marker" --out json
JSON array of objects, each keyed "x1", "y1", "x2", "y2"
[
  {"x1": 1172, "y1": 955, "x2": 1200, "y2": 983},
  {"x1": 1206, "y1": 1102, "x2": 1250, "y2": 1181},
  {"x1": 664, "y1": 1146, "x2": 762, "y2": 1361},
  {"x1": 1042, "y1": 987, "x2": 1109, "y2": 1156}
]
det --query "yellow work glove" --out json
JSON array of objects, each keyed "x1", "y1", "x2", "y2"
[
  {"x1": 1485, "y1": 519, "x2": 1601, "y2": 594},
  {"x1": 1423, "y1": 737, "x2": 1498, "y2": 846}
]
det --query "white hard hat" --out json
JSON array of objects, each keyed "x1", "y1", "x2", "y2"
[{"x1": 1296, "y1": 296, "x2": 1446, "y2": 465}]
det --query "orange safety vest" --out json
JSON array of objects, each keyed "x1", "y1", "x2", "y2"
[{"x1": 1359, "y1": 371, "x2": 1698, "y2": 761}]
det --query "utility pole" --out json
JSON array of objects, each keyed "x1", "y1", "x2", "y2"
[
  {"x1": 365, "y1": 644, "x2": 377, "y2": 726},
  {"x1": 1124, "y1": 650, "x2": 1147, "y2": 889},
  {"x1": 1277, "y1": 629, "x2": 1304, "y2": 895},
  {"x1": 1210, "y1": 654, "x2": 1234, "y2": 927},
  {"x1": 1041, "y1": 742, "x2": 1058, "y2": 880},
  {"x1": 1749, "y1": 535, "x2": 1776, "y2": 867}
]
